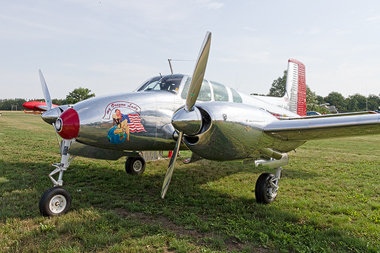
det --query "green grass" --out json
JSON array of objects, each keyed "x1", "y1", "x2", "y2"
[{"x1": 1, "y1": 111, "x2": 380, "y2": 252}]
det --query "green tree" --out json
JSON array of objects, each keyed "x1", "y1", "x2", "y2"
[
  {"x1": 316, "y1": 95, "x2": 325, "y2": 105},
  {"x1": 367, "y1": 94, "x2": 380, "y2": 111},
  {"x1": 52, "y1": 98, "x2": 66, "y2": 105},
  {"x1": 306, "y1": 85, "x2": 317, "y2": 111},
  {"x1": 348, "y1": 94, "x2": 367, "y2": 111},
  {"x1": 268, "y1": 70, "x2": 287, "y2": 97},
  {"x1": 0, "y1": 98, "x2": 27, "y2": 111},
  {"x1": 66, "y1": 87, "x2": 95, "y2": 104},
  {"x1": 324, "y1": 92, "x2": 347, "y2": 113}
]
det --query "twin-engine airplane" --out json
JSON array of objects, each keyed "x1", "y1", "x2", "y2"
[{"x1": 37, "y1": 31, "x2": 380, "y2": 217}]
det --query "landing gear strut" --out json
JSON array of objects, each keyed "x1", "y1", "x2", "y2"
[{"x1": 39, "y1": 139, "x2": 74, "y2": 216}]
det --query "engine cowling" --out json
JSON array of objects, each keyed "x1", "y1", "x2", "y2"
[{"x1": 176, "y1": 102, "x2": 273, "y2": 161}]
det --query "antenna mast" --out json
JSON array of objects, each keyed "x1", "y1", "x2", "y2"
[{"x1": 168, "y1": 59, "x2": 174, "y2": 76}]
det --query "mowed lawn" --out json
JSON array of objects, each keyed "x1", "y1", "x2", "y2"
[{"x1": 1, "y1": 111, "x2": 380, "y2": 252}]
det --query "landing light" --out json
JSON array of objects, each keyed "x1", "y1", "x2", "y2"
[{"x1": 55, "y1": 118, "x2": 62, "y2": 132}]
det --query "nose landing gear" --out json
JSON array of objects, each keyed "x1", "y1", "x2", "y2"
[{"x1": 39, "y1": 139, "x2": 74, "y2": 216}]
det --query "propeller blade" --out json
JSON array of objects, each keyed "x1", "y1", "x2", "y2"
[
  {"x1": 39, "y1": 70, "x2": 53, "y2": 111},
  {"x1": 185, "y1": 31, "x2": 212, "y2": 111},
  {"x1": 161, "y1": 131, "x2": 183, "y2": 199}
]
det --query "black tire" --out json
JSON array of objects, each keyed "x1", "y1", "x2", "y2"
[
  {"x1": 39, "y1": 187, "x2": 72, "y2": 216},
  {"x1": 255, "y1": 173, "x2": 277, "y2": 204},
  {"x1": 125, "y1": 155, "x2": 146, "y2": 175}
]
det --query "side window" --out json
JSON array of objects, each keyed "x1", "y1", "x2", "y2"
[
  {"x1": 137, "y1": 76, "x2": 161, "y2": 91},
  {"x1": 181, "y1": 78, "x2": 211, "y2": 101},
  {"x1": 210, "y1": 81, "x2": 229, "y2": 101},
  {"x1": 231, "y1": 88, "x2": 242, "y2": 103}
]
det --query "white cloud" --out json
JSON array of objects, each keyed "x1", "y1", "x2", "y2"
[
  {"x1": 309, "y1": 27, "x2": 321, "y2": 34},
  {"x1": 242, "y1": 26, "x2": 258, "y2": 32},
  {"x1": 207, "y1": 2, "x2": 225, "y2": 9},
  {"x1": 366, "y1": 15, "x2": 380, "y2": 22}
]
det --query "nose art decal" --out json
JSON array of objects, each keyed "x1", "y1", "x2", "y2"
[{"x1": 103, "y1": 101, "x2": 146, "y2": 144}]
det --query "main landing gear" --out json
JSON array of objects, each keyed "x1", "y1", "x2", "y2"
[
  {"x1": 253, "y1": 152, "x2": 288, "y2": 204},
  {"x1": 125, "y1": 155, "x2": 146, "y2": 175},
  {"x1": 255, "y1": 168, "x2": 282, "y2": 204}
]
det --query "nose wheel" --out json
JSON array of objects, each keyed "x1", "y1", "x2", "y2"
[{"x1": 39, "y1": 187, "x2": 72, "y2": 216}]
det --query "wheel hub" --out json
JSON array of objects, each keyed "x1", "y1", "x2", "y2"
[
  {"x1": 267, "y1": 179, "x2": 279, "y2": 199},
  {"x1": 49, "y1": 194, "x2": 67, "y2": 214},
  {"x1": 133, "y1": 160, "x2": 142, "y2": 172}
]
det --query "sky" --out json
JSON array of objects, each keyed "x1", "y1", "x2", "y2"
[{"x1": 1, "y1": 0, "x2": 380, "y2": 100}]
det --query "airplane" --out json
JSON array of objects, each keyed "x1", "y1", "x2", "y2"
[
  {"x1": 37, "y1": 31, "x2": 380, "y2": 217},
  {"x1": 22, "y1": 100, "x2": 58, "y2": 113}
]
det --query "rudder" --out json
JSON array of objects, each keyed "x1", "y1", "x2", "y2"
[{"x1": 285, "y1": 59, "x2": 307, "y2": 116}]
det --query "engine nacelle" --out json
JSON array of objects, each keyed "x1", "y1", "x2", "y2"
[{"x1": 182, "y1": 102, "x2": 276, "y2": 161}]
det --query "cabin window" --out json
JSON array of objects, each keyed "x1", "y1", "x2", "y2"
[
  {"x1": 210, "y1": 81, "x2": 229, "y2": 102},
  {"x1": 181, "y1": 78, "x2": 211, "y2": 101},
  {"x1": 138, "y1": 75, "x2": 183, "y2": 93},
  {"x1": 231, "y1": 88, "x2": 242, "y2": 103}
]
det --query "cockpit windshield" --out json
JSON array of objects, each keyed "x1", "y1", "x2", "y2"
[{"x1": 137, "y1": 74, "x2": 184, "y2": 93}]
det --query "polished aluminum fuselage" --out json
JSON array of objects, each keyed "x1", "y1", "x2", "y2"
[
  {"x1": 74, "y1": 91, "x2": 183, "y2": 151},
  {"x1": 70, "y1": 75, "x2": 304, "y2": 161}
]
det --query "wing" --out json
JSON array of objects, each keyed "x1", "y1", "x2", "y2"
[{"x1": 264, "y1": 113, "x2": 380, "y2": 141}]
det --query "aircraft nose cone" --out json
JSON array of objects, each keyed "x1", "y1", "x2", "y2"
[
  {"x1": 55, "y1": 108, "x2": 80, "y2": 139},
  {"x1": 172, "y1": 107, "x2": 202, "y2": 136}
]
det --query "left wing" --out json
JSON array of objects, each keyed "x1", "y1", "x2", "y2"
[{"x1": 264, "y1": 113, "x2": 380, "y2": 141}]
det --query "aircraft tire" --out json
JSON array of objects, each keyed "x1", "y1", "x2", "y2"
[
  {"x1": 255, "y1": 173, "x2": 277, "y2": 204},
  {"x1": 125, "y1": 155, "x2": 146, "y2": 175},
  {"x1": 39, "y1": 187, "x2": 72, "y2": 216}
]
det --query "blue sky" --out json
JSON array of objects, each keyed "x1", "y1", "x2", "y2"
[{"x1": 1, "y1": 0, "x2": 380, "y2": 99}]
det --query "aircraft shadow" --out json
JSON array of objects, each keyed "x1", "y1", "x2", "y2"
[{"x1": 0, "y1": 158, "x2": 374, "y2": 252}]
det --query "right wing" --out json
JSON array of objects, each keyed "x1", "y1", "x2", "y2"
[{"x1": 264, "y1": 112, "x2": 380, "y2": 141}]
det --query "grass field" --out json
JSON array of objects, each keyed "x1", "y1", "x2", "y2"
[{"x1": 1, "y1": 111, "x2": 380, "y2": 252}]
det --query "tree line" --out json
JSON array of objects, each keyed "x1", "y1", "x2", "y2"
[
  {"x1": 266, "y1": 70, "x2": 380, "y2": 113},
  {"x1": 0, "y1": 88, "x2": 95, "y2": 111},
  {"x1": 1, "y1": 78, "x2": 379, "y2": 113}
]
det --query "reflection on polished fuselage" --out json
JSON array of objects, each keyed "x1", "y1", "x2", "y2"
[{"x1": 71, "y1": 74, "x2": 302, "y2": 161}]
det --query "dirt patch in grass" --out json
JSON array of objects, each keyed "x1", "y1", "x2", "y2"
[{"x1": 113, "y1": 208, "x2": 273, "y2": 253}]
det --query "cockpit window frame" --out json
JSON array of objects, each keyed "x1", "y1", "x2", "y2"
[
  {"x1": 180, "y1": 77, "x2": 212, "y2": 102},
  {"x1": 209, "y1": 81, "x2": 229, "y2": 102},
  {"x1": 136, "y1": 74, "x2": 185, "y2": 94}
]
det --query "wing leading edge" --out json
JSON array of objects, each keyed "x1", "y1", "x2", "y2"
[{"x1": 264, "y1": 113, "x2": 380, "y2": 141}]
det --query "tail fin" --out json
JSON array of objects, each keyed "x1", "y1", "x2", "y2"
[{"x1": 285, "y1": 59, "x2": 307, "y2": 116}]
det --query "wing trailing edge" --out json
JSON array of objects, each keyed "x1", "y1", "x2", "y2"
[{"x1": 264, "y1": 113, "x2": 380, "y2": 141}]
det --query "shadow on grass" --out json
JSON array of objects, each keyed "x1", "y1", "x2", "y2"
[{"x1": 0, "y1": 158, "x2": 378, "y2": 252}]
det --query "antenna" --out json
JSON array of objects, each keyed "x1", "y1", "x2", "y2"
[
  {"x1": 167, "y1": 59, "x2": 194, "y2": 76},
  {"x1": 168, "y1": 59, "x2": 174, "y2": 76}
]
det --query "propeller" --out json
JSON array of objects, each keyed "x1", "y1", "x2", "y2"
[
  {"x1": 39, "y1": 70, "x2": 62, "y2": 148},
  {"x1": 39, "y1": 70, "x2": 53, "y2": 111},
  {"x1": 161, "y1": 31, "x2": 212, "y2": 199}
]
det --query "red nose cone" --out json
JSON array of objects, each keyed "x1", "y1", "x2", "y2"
[{"x1": 57, "y1": 108, "x2": 80, "y2": 139}]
